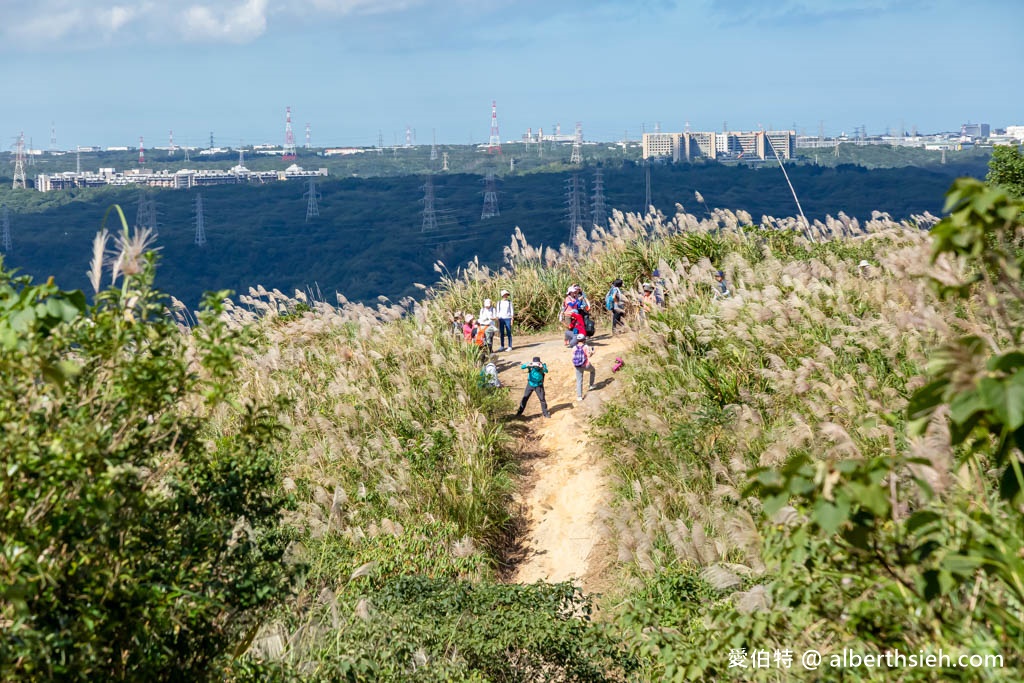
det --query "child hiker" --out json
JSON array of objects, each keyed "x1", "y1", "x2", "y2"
[
  {"x1": 571, "y1": 333, "x2": 596, "y2": 401},
  {"x1": 516, "y1": 356, "x2": 551, "y2": 418}
]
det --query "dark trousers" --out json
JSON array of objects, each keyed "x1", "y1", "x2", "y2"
[
  {"x1": 611, "y1": 307, "x2": 625, "y2": 332},
  {"x1": 498, "y1": 318, "x2": 513, "y2": 347},
  {"x1": 517, "y1": 384, "x2": 550, "y2": 417}
]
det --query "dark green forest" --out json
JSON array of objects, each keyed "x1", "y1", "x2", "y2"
[{"x1": 0, "y1": 158, "x2": 990, "y2": 307}]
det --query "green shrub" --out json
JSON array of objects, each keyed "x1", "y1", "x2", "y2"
[{"x1": 0, "y1": 230, "x2": 295, "y2": 680}]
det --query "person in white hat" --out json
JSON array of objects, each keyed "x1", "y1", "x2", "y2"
[
  {"x1": 478, "y1": 298, "x2": 498, "y2": 353},
  {"x1": 496, "y1": 289, "x2": 514, "y2": 351}
]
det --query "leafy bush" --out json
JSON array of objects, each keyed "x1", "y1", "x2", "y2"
[
  {"x1": 294, "y1": 575, "x2": 636, "y2": 681},
  {"x1": 0, "y1": 224, "x2": 295, "y2": 681}
]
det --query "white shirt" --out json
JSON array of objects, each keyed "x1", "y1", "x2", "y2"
[
  {"x1": 496, "y1": 298, "x2": 514, "y2": 319},
  {"x1": 478, "y1": 306, "x2": 497, "y2": 326}
]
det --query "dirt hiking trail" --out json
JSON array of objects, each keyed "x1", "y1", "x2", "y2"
[{"x1": 495, "y1": 330, "x2": 633, "y2": 592}]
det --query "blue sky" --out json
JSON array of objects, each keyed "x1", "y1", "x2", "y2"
[{"x1": 1, "y1": 0, "x2": 1021, "y2": 150}]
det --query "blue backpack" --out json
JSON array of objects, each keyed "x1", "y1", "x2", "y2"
[{"x1": 605, "y1": 287, "x2": 617, "y2": 311}]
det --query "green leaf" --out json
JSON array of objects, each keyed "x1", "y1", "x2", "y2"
[
  {"x1": 999, "y1": 461, "x2": 1024, "y2": 503},
  {"x1": 905, "y1": 510, "x2": 941, "y2": 536},
  {"x1": 813, "y1": 499, "x2": 850, "y2": 535},
  {"x1": 989, "y1": 352, "x2": 1024, "y2": 373},
  {"x1": 907, "y1": 378, "x2": 950, "y2": 422},
  {"x1": 949, "y1": 389, "x2": 986, "y2": 426},
  {"x1": 1007, "y1": 371, "x2": 1024, "y2": 430}
]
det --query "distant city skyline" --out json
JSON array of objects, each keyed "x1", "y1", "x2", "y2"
[{"x1": 1, "y1": 0, "x2": 1021, "y2": 150}]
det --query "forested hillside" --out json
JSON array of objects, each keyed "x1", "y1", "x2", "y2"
[{"x1": 0, "y1": 158, "x2": 988, "y2": 307}]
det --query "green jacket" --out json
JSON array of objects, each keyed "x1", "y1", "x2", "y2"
[{"x1": 521, "y1": 362, "x2": 548, "y2": 387}]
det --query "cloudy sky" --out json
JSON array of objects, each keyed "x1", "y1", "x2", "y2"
[{"x1": 1, "y1": 0, "x2": 1021, "y2": 149}]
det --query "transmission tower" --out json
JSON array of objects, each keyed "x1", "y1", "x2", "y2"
[
  {"x1": 75, "y1": 145, "x2": 81, "y2": 174},
  {"x1": 1, "y1": 206, "x2": 11, "y2": 252},
  {"x1": 209, "y1": 131, "x2": 215, "y2": 149},
  {"x1": 430, "y1": 129, "x2": 438, "y2": 162},
  {"x1": 487, "y1": 100, "x2": 501, "y2": 154},
  {"x1": 193, "y1": 194, "x2": 207, "y2": 247},
  {"x1": 570, "y1": 122, "x2": 582, "y2": 165},
  {"x1": 304, "y1": 177, "x2": 320, "y2": 222},
  {"x1": 566, "y1": 173, "x2": 586, "y2": 250},
  {"x1": 441, "y1": 152, "x2": 449, "y2": 171},
  {"x1": 12, "y1": 133, "x2": 26, "y2": 189},
  {"x1": 644, "y1": 159, "x2": 652, "y2": 212},
  {"x1": 481, "y1": 168, "x2": 499, "y2": 219},
  {"x1": 138, "y1": 136, "x2": 145, "y2": 165},
  {"x1": 135, "y1": 191, "x2": 158, "y2": 234},
  {"x1": 591, "y1": 168, "x2": 607, "y2": 229},
  {"x1": 50, "y1": 122, "x2": 56, "y2": 153},
  {"x1": 405, "y1": 125, "x2": 412, "y2": 148},
  {"x1": 282, "y1": 107, "x2": 297, "y2": 161},
  {"x1": 168, "y1": 130, "x2": 175, "y2": 157},
  {"x1": 538, "y1": 127, "x2": 544, "y2": 157},
  {"x1": 28, "y1": 138, "x2": 34, "y2": 166},
  {"x1": 305, "y1": 122, "x2": 311, "y2": 149},
  {"x1": 421, "y1": 174, "x2": 439, "y2": 233},
  {"x1": 377, "y1": 130, "x2": 384, "y2": 155}
]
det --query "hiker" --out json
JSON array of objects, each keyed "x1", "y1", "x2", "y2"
[
  {"x1": 479, "y1": 361, "x2": 501, "y2": 388},
  {"x1": 478, "y1": 298, "x2": 498, "y2": 353},
  {"x1": 713, "y1": 270, "x2": 730, "y2": 299},
  {"x1": 573, "y1": 285, "x2": 591, "y2": 314},
  {"x1": 652, "y1": 269, "x2": 668, "y2": 306},
  {"x1": 462, "y1": 313, "x2": 477, "y2": 343},
  {"x1": 561, "y1": 286, "x2": 580, "y2": 322},
  {"x1": 571, "y1": 333, "x2": 596, "y2": 401},
  {"x1": 639, "y1": 282, "x2": 657, "y2": 323},
  {"x1": 496, "y1": 289, "x2": 514, "y2": 351},
  {"x1": 564, "y1": 306, "x2": 586, "y2": 347},
  {"x1": 574, "y1": 285, "x2": 596, "y2": 338},
  {"x1": 451, "y1": 311, "x2": 464, "y2": 336},
  {"x1": 857, "y1": 260, "x2": 872, "y2": 279},
  {"x1": 605, "y1": 278, "x2": 625, "y2": 333},
  {"x1": 516, "y1": 356, "x2": 551, "y2": 418}
]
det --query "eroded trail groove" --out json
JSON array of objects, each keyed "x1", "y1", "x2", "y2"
[{"x1": 496, "y1": 331, "x2": 633, "y2": 591}]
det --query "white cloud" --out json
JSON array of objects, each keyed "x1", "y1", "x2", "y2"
[
  {"x1": 0, "y1": 0, "x2": 533, "y2": 50},
  {"x1": 180, "y1": 0, "x2": 269, "y2": 43}
]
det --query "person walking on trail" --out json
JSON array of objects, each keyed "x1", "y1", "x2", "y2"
[
  {"x1": 571, "y1": 333, "x2": 596, "y2": 402},
  {"x1": 478, "y1": 298, "x2": 498, "y2": 353},
  {"x1": 516, "y1": 356, "x2": 551, "y2": 418},
  {"x1": 564, "y1": 306, "x2": 585, "y2": 347},
  {"x1": 713, "y1": 270, "x2": 730, "y2": 299},
  {"x1": 639, "y1": 282, "x2": 657, "y2": 323},
  {"x1": 496, "y1": 289, "x2": 514, "y2": 351},
  {"x1": 606, "y1": 278, "x2": 625, "y2": 334},
  {"x1": 561, "y1": 286, "x2": 580, "y2": 322}
]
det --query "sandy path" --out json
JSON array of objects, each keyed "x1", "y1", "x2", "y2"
[{"x1": 495, "y1": 329, "x2": 632, "y2": 591}]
